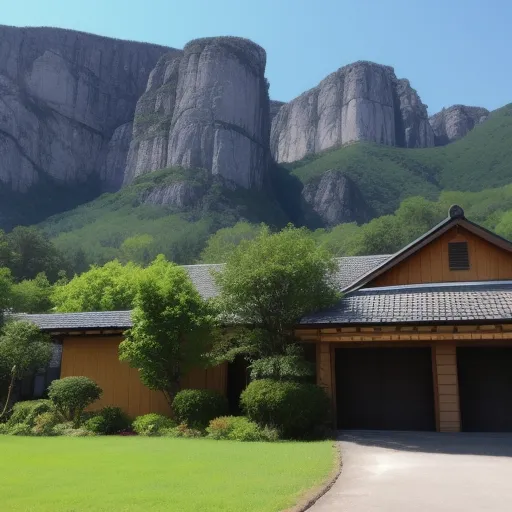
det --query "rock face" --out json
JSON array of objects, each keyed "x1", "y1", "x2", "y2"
[
  {"x1": 0, "y1": 25, "x2": 170, "y2": 193},
  {"x1": 143, "y1": 181, "x2": 205, "y2": 208},
  {"x1": 302, "y1": 169, "x2": 373, "y2": 226},
  {"x1": 270, "y1": 61, "x2": 435, "y2": 163},
  {"x1": 125, "y1": 37, "x2": 271, "y2": 190},
  {"x1": 429, "y1": 105, "x2": 489, "y2": 145},
  {"x1": 269, "y1": 100, "x2": 285, "y2": 123}
]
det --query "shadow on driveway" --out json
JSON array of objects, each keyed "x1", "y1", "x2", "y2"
[{"x1": 339, "y1": 430, "x2": 512, "y2": 457}]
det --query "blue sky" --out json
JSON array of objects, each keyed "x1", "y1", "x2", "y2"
[{"x1": 3, "y1": 0, "x2": 511, "y2": 114}]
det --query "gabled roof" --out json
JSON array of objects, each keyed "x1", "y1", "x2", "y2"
[
  {"x1": 15, "y1": 311, "x2": 133, "y2": 331},
  {"x1": 301, "y1": 281, "x2": 512, "y2": 325},
  {"x1": 342, "y1": 205, "x2": 512, "y2": 293}
]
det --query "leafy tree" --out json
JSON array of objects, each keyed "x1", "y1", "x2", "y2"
[
  {"x1": 313, "y1": 223, "x2": 362, "y2": 256},
  {"x1": 120, "y1": 234, "x2": 154, "y2": 265},
  {"x1": 0, "y1": 321, "x2": 53, "y2": 419},
  {"x1": 200, "y1": 222, "x2": 264, "y2": 263},
  {"x1": 52, "y1": 260, "x2": 144, "y2": 312},
  {"x1": 119, "y1": 256, "x2": 215, "y2": 407},
  {"x1": 6, "y1": 227, "x2": 67, "y2": 282},
  {"x1": 10, "y1": 273, "x2": 53, "y2": 313},
  {"x1": 0, "y1": 268, "x2": 13, "y2": 323},
  {"x1": 212, "y1": 226, "x2": 339, "y2": 367}
]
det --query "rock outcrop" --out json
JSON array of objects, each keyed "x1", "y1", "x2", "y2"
[
  {"x1": 125, "y1": 37, "x2": 271, "y2": 190},
  {"x1": 302, "y1": 169, "x2": 373, "y2": 226},
  {"x1": 0, "y1": 25, "x2": 171, "y2": 193},
  {"x1": 429, "y1": 105, "x2": 489, "y2": 145},
  {"x1": 270, "y1": 61, "x2": 435, "y2": 163},
  {"x1": 269, "y1": 100, "x2": 285, "y2": 122}
]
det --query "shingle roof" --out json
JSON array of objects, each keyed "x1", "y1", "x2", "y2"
[
  {"x1": 301, "y1": 281, "x2": 512, "y2": 325},
  {"x1": 183, "y1": 264, "x2": 224, "y2": 300},
  {"x1": 16, "y1": 311, "x2": 133, "y2": 331}
]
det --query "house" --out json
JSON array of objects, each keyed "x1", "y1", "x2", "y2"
[{"x1": 21, "y1": 205, "x2": 512, "y2": 432}]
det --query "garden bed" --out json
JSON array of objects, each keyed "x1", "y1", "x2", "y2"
[{"x1": 0, "y1": 436, "x2": 334, "y2": 511}]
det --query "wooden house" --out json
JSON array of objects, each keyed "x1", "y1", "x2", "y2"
[{"x1": 22, "y1": 206, "x2": 512, "y2": 432}]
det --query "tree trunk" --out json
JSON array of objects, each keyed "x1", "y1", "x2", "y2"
[{"x1": 0, "y1": 370, "x2": 17, "y2": 420}]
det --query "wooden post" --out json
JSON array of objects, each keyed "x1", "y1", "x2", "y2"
[
  {"x1": 433, "y1": 345, "x2": 461, "y2": 432},
  {"x1": 316, "y1": 342, "x2": 335, "y2": 426}
]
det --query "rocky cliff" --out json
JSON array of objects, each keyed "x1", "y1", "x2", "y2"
[
  {"x1": 270, "y1": 61, "x2": 434, "y2": 163},
  {"x1": 124, "y1": 37, "x2": 271, "y2": 190},
  {"x1": 0, "y1": 25, "x2": 171, "y2": 194},
  {"x1": 429, "y1": 105, "x2": 489, "y2": 145}
]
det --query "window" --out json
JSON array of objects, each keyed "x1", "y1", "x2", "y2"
[{"x1": 448, "y1": 241, "x2": 470, "y2": 270}]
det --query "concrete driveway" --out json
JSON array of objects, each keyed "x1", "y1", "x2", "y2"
[{"x1": 310, "y1": 431, "x2": 512, "y2": 511}]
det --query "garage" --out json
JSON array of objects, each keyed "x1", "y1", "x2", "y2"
[
  {"x1": 457, "y1": 347, "x2": 512, "y2": 432},
  {"x1": 335, "y1": 347, "x2": 436, "y2": 431}
]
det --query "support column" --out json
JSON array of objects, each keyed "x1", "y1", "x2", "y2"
[
  {"x1": 433, "y1": 345, "x2": 461, "y2": 432},
  {"x1": 316, "y1": 343, "x2": 335, "y2": 426}
]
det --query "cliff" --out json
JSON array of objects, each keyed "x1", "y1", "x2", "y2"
[
  {"x1": 124, "y1": 37, "x2": 271, "y2": 190},
  {"x1": 0, "y1": 25, "x2": 171, "y2": 194},
  {"x1": 429, "y1": 105, "x2": 489, "y2": 145},
  {"x1": 270, "y1": 61, "x2": 434, "y2": 163}
]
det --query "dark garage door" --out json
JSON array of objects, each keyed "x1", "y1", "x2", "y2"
[
  {"x1": 335, "y1": 348, "x2": 436, "y2": 431},
  {"x1": 458, "y1": 347, "x2": 512, "y2": 432}
]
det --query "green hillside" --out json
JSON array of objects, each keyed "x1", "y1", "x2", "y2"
[{"x1": 289, "y1": 104, "x2": 512, "y2": 216}]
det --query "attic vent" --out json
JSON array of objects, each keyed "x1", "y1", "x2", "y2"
[{"x1": 448, "y1": 242, "x2": 470, "y2": 271}]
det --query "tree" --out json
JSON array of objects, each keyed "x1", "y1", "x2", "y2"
[
  {"x1": 200, "y1": 222, "x2": 264, "y2": 263},
  {"x1": 120, "y1": 234, "x2": 154, "y2": 265},
  {"x1": 0, "y1": 321, "x2": 53, "y2": 418},
  {"x1": 0, "y1": 268, "x2": 13, "y2": 323},
  {"x1": 10, "y1": 273, "x2": 53, "y2": 313},
  {"x1": 52, "y1": 260, "x2": 144, "y2": 312},
  {"x1": 119, "y1": 256, "x2": 215, "y2": 407},
  {"x1": 212, "y1": 226, "x2": 339, "y2": 370}
]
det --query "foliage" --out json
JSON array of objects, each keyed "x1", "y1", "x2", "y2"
[
  {"x1": 84, "y1": 406, "x2": 131, "y2": 435},
  {"x1": 0, "y1": 268, "x2": 13, "y2": 320},
  {"x1": 132, "y1": 413, "x2": 175, "y2": 436},
  {"x1": 249, "y1": 344, "x2": 314, "y2": 381},
  {"x1": 199, "y1": 222, "x2": 264, "y2": 263},
  {"x1": 241, "y1": 379, "x2": 330, "y2": 439},
  {"x1": 159, "y1": 423, "x2": 203, "y2": 438},
  {"x1": 0, "y1": 437, "x2": 335, "y2": 512},
  {"x1": 47, "y1": 377, "x2": 102, "y2": 427},
  {"x1": 172, "y1": 389, "x2": 228, "y2": 429},
  {"x1": 7, "y1": 423, "x2": 33, "y2": 436},
  {"x1": 32, "y1": 411, "x2": 61, "y2": 436},
  {"x1": 119, "y1": 256, "x2": 215, "y2": 407},
  {"x1": 10, "y1": 273, "x2": 53, "y2": 313},
  {"x1": 213, "y1": 226, "x2": 339, "y2": 363},
  {"x1": 7, "y1": 400, "x2": 53, "y2": 428},
  {"x1": 52, "y1": 260, "x2": 144, "y2": 312},
  {"x1": 206, "y1": 416, "x2": 279, "y2": 442},
  {"x1": 120, "y1": 234, "x2": 154, "y2": 265}
]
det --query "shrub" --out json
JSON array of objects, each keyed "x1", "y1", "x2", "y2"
[
  {"x1": 48, "y1": 377, "x2": 102, "y2": 427},
  {"x1": 84, "y1": 406, "x2": 131, "y2": 435},
  {"x1": 32, "y1": 411, "x2": 61, "y2": 436},
  {"x1": 160, "y1": 423, "x2": 203, "y2": 438},
  {"x1": 7, "y1": 400, "x2": 53, "y2": 428},
  {"x1": 132, "y1": 413, "x2": 175, "y2": 436},
  {"x1": 172, "y1": 389, "x2": 228, "y2": 429},
  {"x1": 51, "y1": 422, "x2": 94, "y2": 436},
  {"x1": 9, "y1": 423, "x2": 33, "y2": 436},
  {"x1": 0, "y1": 423, "x2": 9, "y2": 435},
  {"x1": 240, "y1": 379, "x2": 330, "y2": 439},
  {"x1": 206, "y1": 416, "x2": 279, "y2": 442}
]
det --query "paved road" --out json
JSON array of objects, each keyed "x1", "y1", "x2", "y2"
[{"x1": 310, "y1": 431, "x2": 512, "y2": 512}]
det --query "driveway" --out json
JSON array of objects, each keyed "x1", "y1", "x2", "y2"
[{"x1": 310, "y1": 431, "x2": 512, "y2": 511}]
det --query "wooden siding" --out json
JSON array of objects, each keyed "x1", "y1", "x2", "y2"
[
  {"x1": 433, "y1": 345, "x2": 461, "y2": 432},
  {"x1": 369, "y1": 226, "x2": 512, "y2": 287},
  {"x1": 60, "y1": 336, "x2": 227, "y2": 418}
]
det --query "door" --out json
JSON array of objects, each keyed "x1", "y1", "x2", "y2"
[
  {"x1": 457, "y1": 347, "x2": 512, "y2": 432},
  {"x1": 335, "y1": 347, "x2": 436, "y2": 431}
]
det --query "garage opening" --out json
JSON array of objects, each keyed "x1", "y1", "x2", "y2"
[
  {"x1": 458, "y1": 347, "x2": 512, "y2": 432},
  {"x1": 335, "y1": 347, "x2": 436, "y2": 431}
]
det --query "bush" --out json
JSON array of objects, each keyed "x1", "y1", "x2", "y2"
[
  {"x1": 240, "y1": 380, "x2": 330, "y2": 439},
  {"x1": 132, "y1": 413, "x2": 174, "y2": 436},
  {"x1": 48, "y1": 377, "x2": 102, "y2": 427},
  {"x1": 84, "y1": 406, "x2": 131, "y2": 435},
  {"x1": 51, "y1": 422, "x2": 94, "y2": 436},
  {"x1": 0, "y1": 423, "x2": 9, "y2": 435},
  {"x1": 32, "y1": 411, "x2": 61, "y2": 436},
  {"x1": 206, "y1": 416, "x2": 279, "y2": 442},
  {"x1": 172, "y1": 389, "x2": 228, "y2": 430},
  {"x1": 7, "y1": 400, "x2": 53, "y2": 428},
  {"x1": 9, "y1": 423, "x2": 33, "y2": 436},
  {"x1": 160, "y1": 423, "x2": 203, "y2": 438}
]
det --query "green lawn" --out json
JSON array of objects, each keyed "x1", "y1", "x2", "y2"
[{"x1": 0, "y1": 437, "x2": 335, "y2": 512}]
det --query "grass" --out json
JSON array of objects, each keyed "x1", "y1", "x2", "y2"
[{"x1": 0, "y1": 436, "x2": 335, "y2": 512}]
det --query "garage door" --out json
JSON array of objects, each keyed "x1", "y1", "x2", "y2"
[
  {"x1": 458, "y1": 348, "x2": 512, "y2": 432},
  {"x1": 335, "y1": 348, "x2": 436, "y2": 431}
]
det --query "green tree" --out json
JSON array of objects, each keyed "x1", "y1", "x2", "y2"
[
  {"x1": 119, "y1": 256, "x2": 215, "y2": 407},
  {"x1": 10, "y1": 273, "x2": 53, "y2": 313},
  {"x1": 120, "y1": 234, "x2": 154, "y2": 265},
  {"x1": 52, "y1": 260, "x2": 144, "y2": 312},
  {"x1": 313, "y1": 223, "x2": 362, "y2": 256},
  {"x1": 212, "y1": 226, "x2": 339, "y2": 370},
  {"x1": 0, "y1": 321, "x2": 53, "y2": 418},
  {"x1": 0, "y1": 268, "x2": 13, "y2": 321},
  {"x1": 200, "y1": 222, "x2": 265, "y2": 263}
]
